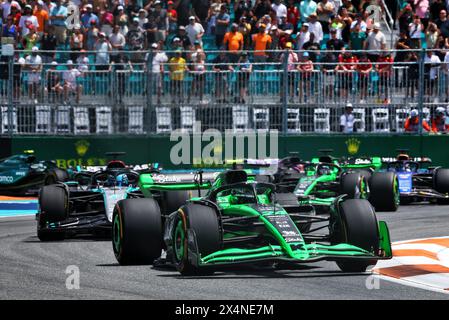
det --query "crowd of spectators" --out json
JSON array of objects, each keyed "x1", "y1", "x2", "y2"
[{"x1": 1, "y1": 0, "x2": 449, "y2": 108}]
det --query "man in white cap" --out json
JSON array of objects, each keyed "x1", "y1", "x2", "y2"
[
  {"x1": 405, "y1": 109, "x2": 431, "y2": 132},
  {"x1": 57, "y1": 60, "x2": 82, "y2": 104},
  {"x1": 364, "y1": 22, "x2": 386, "y2": 63},
  {"x1": 340, "y1": 102, "x2": 355, "y2": 133},
  {"x1": 185, "y1": 15, "x2": 204, "y2": 46},
  {"x1": 81, "y1": 4, "x2": 99, "y2": 31},
  {"x1": 148, "y1": 42, "x2": 168, "y2": 104},
  {"x1": 25, "y1": 46, "x2": 42, "y2": 103},
  {"x1": 431, "y1": 107, "x2": 449, "y2": 133},
  {"x1": 1, "y1": 0, "x2": 21, "y2": 20},
  {"x1": 18, "y1": 4, "x2": 39, "y2": 36},
  {"x1": 34, "y1": 0, "x2": 49, "y2": 35}
]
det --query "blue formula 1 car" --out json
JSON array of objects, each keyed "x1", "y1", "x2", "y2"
[
  {"x1": 0, "y1": 150, "x2": 69, "y2": 196},
  {"x1": 382, "y1": 152, "x2": 449, "y2": 204}
]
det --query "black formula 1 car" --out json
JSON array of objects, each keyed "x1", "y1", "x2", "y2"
[{"x1": 0, "y1": 150, "x2": 69, "y2": 196}]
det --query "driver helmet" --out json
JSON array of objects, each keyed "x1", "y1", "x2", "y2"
[{"x1": 116, "y1": 173, "x2": 129, "y2": 186}]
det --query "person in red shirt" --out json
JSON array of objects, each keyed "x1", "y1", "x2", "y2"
[
  {"x1": 297, "y1": 52, "x2": 314, "y2": 102},
  {"x1": 9, "y1": 4, "x2": 21, "y2": 26},
  {"x1": 167, "y1": 1, "x2": 178, "y2": 33},
  {"x1": 337, "y1": 50, "x2": 358, "y2": 100},
  {"x1": 356, "y1": 53, "x2": 372, "y2": 102},
  {"x1": 431, "y1": 107, "x2": 449, "y2": 133},
  {"x1": 404, "y1": 109, "x2": 431, "y2": 132},
  {"x1": 376, "y1": 52, "x2": 394, "y2": 103}
]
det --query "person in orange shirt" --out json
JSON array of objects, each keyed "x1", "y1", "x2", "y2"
[
  {"x1": 431, "y1": 107, "x2": 449, "y2": 133},
  {"x1": 404, "y1": 109, "x2": 431, "y2": 132},
  {"x1": 252, "y1": 24, "x2": 272, "y2": 64},
  {"x1": 223, "y1": 23, "x2": 243, "y2": 63},
  {"x1": 34, "y1": 0, "x2": 49, "y2": 34}
]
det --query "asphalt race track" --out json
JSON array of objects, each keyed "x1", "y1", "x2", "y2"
[{"x1": 1, "y1": 205, "x2": 449, "y2": 300}]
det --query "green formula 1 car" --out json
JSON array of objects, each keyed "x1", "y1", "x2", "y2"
[
  {"x1": 273, "y1": 154, "x2": 399, "y2": 213},
  {"x1": 112, "y1": 169, "x2": 392, "y2": 275}
]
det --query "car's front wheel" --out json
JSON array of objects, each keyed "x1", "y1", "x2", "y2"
[{"x1": 37, "y1": 185, "x2": 68, "y2": 241}]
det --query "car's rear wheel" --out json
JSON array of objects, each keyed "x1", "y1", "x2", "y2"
[
  {"x1": 45, "y1": 168, "x2": 69, "y2": 185},
  {"x1": 340, "y1": 172, "x2": 368, "y2": 199},
  {"x1": 369, "y1": 172, "x2": 399, "y2": 212},
  {"x1": 112, "y1": 198, "x2": 162, "y2": 265},
  {"x1": 162, "y1": 190, "x2": 200, "y2": 215},
  {"x1": 38, "y1": 185, "x2": 68, "y2": 241},
  {"x1": 334, "y1": 199, "x2": 380, "y2": 272},
  {"x1": 434, "y1": 168, "x2": 449, "y2": 194},
  {"x1": 174, "y1": 203, "x2": 220, "y2": 276}
]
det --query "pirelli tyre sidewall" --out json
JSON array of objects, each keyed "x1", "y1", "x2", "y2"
[
  {"x1": 173, "y1": 203, "x2": 221, "y2": 276},
  {"x1": 112, "y1": 198, "x2": 162, "y2": 265},
  {"x1": 334, "y1": 199, "x2": 380, "y2": 272},
  {"x1": 340, "y1": 172, "x2": 368, "y2": 199},
  {"x1": 434, "y1": 168, "x2": 449, "y2": 194},
  {"x1": 368, "y1": 172, "x2": 399, "y2": 212},
  {"x1": 37, "y1": 185, "x2": 69, "y2": 241}
]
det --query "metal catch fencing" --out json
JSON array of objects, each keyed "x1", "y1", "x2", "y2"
[{"x1": 0, "y1": 49, "x2": 448, "y2": 135}]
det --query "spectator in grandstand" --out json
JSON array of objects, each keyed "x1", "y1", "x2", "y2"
[
  {"x1": 144, "y1": 14, "x2": 158, "y2": 48},
  {"x1": 1, "y1": 0, "x2": 21, "y2": 21},
  {"x1": 186, "y1": 16, "x2": 205, "y2": 46},
  {"x1": 137, "y1": 8, "x2": 148, "y2": 29},
  {"x1": 431, "y1": 107, "x2": 449, "y2": 133},
  {"x1": 364, "y1": 22, "x2": 386, "y2": 63},
  {"x1": 34, "y1": 0, "x2": 49, "y2": 35},
  {"x1": 81, "y1": 4, "x2": 99, "y2": 32},
  {"x1": 425, "y1": 22, "x2": 439, "y2": 49},
  {"x1": 302, "y1": 33, "x2": 320, "y2": 62},
  {"x1": 25, "y1": 46, "x2": 42, "y2": 103},
  {"x1": 19, "y1": 4, "x2": 39, "y2": 37},
  {"x1": 206, "y1": 0, "x2": 222, "y2": 35},
  {"x1": 280, "y1": 42, "x2": 299, "y2": 102},
  {"x1": 349, "y1": 23, "x2": 366, "y2": 56},
  {"x1": 168, "y1": 49, "x2": 187, "y2": 104},
  {"x1": 148, "y1": 42, "x2": 168, "y2": 104},
  {"x1": 252, "y1": 23, "x2": 272, "y2": 63},
  {"x1": 109, "y1": 24, "x2": 126, "y2": 62},
  {"x1": 76, "y1": 50, "x2": 90, "y2": 72},
  {"x1": 151, "y1": 0, "x2": 169, "y2": 42},
  {"x1": 321, "y1": 50, "x2": 338, "y2": 100},
  {"x1": 394, "y1": 30, "x2": 411, "y2": 88},
  {"x1": 350, "y1": 13, "x2": 367, "y2": 33},
  {"x1": 115, "y1": 5, "x2": 129, "y2": 31},
  {"x1": 39, "y1": 25, "x2": 56, "y2": 63},
  {"x1": 339, "y1": 7, "x2": 353, "y2": 43},
  {"x1": 94, "y1": 32, "x2": 112, "y2": 71},
  {"x1": 272, "y1": 0, "x2": 287, "y2": 21},
  {"x1": 188, "y1": 41, "x2": 207, "y2": 103},
  {"x1": 424, "y1": 50, "x2": 441, "y2": 98},
  {"x1": 397, "y1": 3, "x2": 414, "y2": 34},
  {"x1": 408, "y1": 15, "x2": 424, "y2": 49},
  {"x1": 307, "y1": 12, "x2": 323, "y2": 43},
  {"x1": 112, "y1": 53, "x2": 133, "y2": 104},
  {"x1": 336, "y1": 50, "x2": 357, "y2": 101},
  {"x1": 326, "y1": 28, "x2": 345, "y2": 51},
  {"x1": 85, "y1": 19, "x2": 100, "y2": 51},
  {"x1": 404, "y1": 109, "x2": 431, "y2": 132},
  {"x1": 276, "y1": 15, "x2": 294, "y2": 43},
  {"x1": 176, "y1": 25, "x2": 192, "y2": 50},
  {"x1": 212, "y1": 50, "x2": 233, "y2": 103},
  {"x1": 215, "y1": 4, "x2": 230, "y2": 48},
  {"x1": 435, "y1": 9, "x2": 449, "y2": 35},
  {"x1": 236, "y1": 51, "x2": 252, "y2": 103},
  {"x1": 356, "y1": 53, "x2": 372, "y2": 102},
  {"x1": 127, "y1": 18, "x2": 145, "y2": 62},
  {"x1": 430, "y1": 0, "x2": 447, "y2": 21},
  {"x1": 100, "y1": 8, "x2": 115, "y2": 37},
  {"x1": 55, "y1": 60, "x2": 82, "y2": 104},
  {"x1": 299, "y1": 0, "x2": 318, "y2": 23},
  {"x1": 296, "y1": 22, "x2": 310, "y2": 50},
  {"x1": 287, "y1": 0, "x2": 299, "y2": 33},
  {"x1": 316, "y1": 0, "x2": 334, "y2": 34},
  {"x1": 376, "y1": 52, "x2": 393, "y2": 103},
  {"x1": 167, "y1": 1, "x2": 177, "y2": 33},
  {"x1": 238, "y1": 16, "x2": 252, "y2": 50},
  {"x1": 329, "y1": 12, "x2": 346, "y2": 40},
  {"x1": 405, "y1": 51, "x2": 419, "y2": 99},
  {"x1": 224, "y1": 23, "x2": 244, "y2": 63},
  {"x1": 22, "y1": 24, "x2": 39, "y2": 53},
  {"x1": 297, "y1": 51, "x2": 314, "y2": 102},
  {"x1": 340, "y1": 103, "x2": 355, "y2": 133},
  {"x1": 126, "y1": 0, "x2": 142, "y2": 20},
  {"x1": 13, "y1": 54, "x2": 25, "y2": 100},
  {"x1": 2, "y1": 15, "x2": 18, "y2": 43},
  {"x1": 69, "y1": 25, "x2": 84, "y2": 62},
  {"x1": 45, "y1": 61, "x2": 60, "y2": 102},
  {"x1": 254, "y1": 0, "x2": 272, "y2": 20},
  {"x1": 49, "y1": 0, "x2": 68, "y2": 45},
  {"x1": 414, "y1": 0, "x2": 430, "y2": 27},
  {"x1": 234, "y1": 0, "x2": 252, "y2": 23}
]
